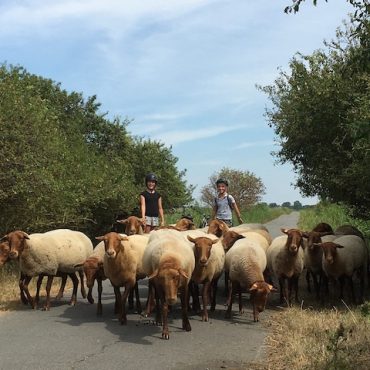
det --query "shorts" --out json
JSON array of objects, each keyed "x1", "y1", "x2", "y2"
[
  {"x1": 217, "y1": 218, "x2": 233, "y2": 227},
  {"x1": 145, "y1": 216, "x2": 159, "y2": 227}
]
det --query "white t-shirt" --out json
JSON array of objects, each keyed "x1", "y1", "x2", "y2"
[{"x1": 215, "y1": 193, "x2": 235, "y2": 220}]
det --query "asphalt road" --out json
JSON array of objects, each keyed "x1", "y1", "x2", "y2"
[{"x1": 0, "y1": 212, "x2": 300, "y2": 370}]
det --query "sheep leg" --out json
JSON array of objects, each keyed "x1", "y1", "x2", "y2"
[
  {"x1": 97, "y1": 278, "x2": 103, "y2": 315},
  {"x1": 134, "y1": 282, "x2": 142, "y2": 314},
  {"x1": 113, "y1": 286, "x2": 123, "y2": 319},
  {"x1": 181, "y1": 284, "x2": 191, "y2": 331},
  {"x1": 225, "y1": 281, "x2": 236, "y2": 319},
  {"x1": 278, "y1": 277, "x2": 287, "y2": 305},
  {"x1": 87, "y1": 285, "x2": 94, "y2": 304},
  {"x1": 78, "y1": 270, "x2": 87, "y2": 299},
  {"x1": 120, "y1": 284, "x2": 132, "y2": 325},
  {"x1": 238, "y1": 284, "x2": 244, "y2": 314},
  {"x1": 347, "y1": 276, "x2": 355, "y2": 304},
  {"x1": 338, "y1": 276, "x2": 345, "y2": 301},
  {"x1": 161, "y1": 301, "x2": 170, "y2": 340},
  {"x1": 293, "y1": 275, "x2": 299, "y2": 303},
  {"x1": 224, "y1": 270, "x2": 229, "y2": 296},
  {"x1": 190, "y1": 281, "x2": 201, "y2": 313},
  {"x1": 20, "y1": 275, "x2": 35, "y2": 309},
  {"x1": 42, "y1": 275, "x2": 54, "y2": 311},
  {"x1": 155, "y1": 288, "x2": 162, "y2": 326},
  {"x1": 19, "y1": 273, "x2": 29, "y2": 305},
  {"x1": 55, "y1": 274, "x2": 67, "y2": 300},
  {"x1": 144, "y1": 280, "x2": 155, "y2": 317},
  {"x1": 225, "y1": 279, "x2": 232, "y2": 308},
  {"x1": 312, "y1": 273, "x2": 320, "y2": 300},
  {"x1": 128, "y1": 288, "x2": 134, "y2": 310},
  {"x1": 202, "y1": 281, "x2": 210, "y2": 322},
  {"x1": 210, "y1": 278, "x2": 219, "y2": 312},
  {"x1": 35, "y1": 274, "x2": 44, "y2": 306},
  {"x1": 306, "y1": 270, "x2": 312, "y2": 293},
  {"x1": 68, "y1": 273, "x2": 79, "y2": 306}
]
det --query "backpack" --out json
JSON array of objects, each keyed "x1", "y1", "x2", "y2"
[{"x1": 214, "y1": 195, "x2": 234, "y2": 210}]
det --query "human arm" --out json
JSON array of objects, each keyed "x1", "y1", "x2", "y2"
[
  {"x1": 158, "y1": 196, "x2": 165, "y2": 226},
  {"x1": 232, "y1": 202, "x2": 243, "y2": 224},
  {"x1": 140, "y1": 194, "x2": 146, "y2": 224}
]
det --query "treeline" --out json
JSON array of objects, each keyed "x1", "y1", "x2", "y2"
[{"x1": 0, "y1": 64, "x2": 192, "y2": 237}]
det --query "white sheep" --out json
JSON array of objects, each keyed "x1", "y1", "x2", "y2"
[
  {"x1": 142, "y1": 229, "x2": 195, "y2": 340},
  {"x1": 266, "y1": 228, "x2": 304, "y2": 305},
  {"x1": 5, "y1": 229, "x2": 93, "y2": 310},
  {"x1": 186, "y1": 234, "x2": 225, "y2": 321},
  {"x1": 224, "y1": 238, "x2": 274, "y2": 322},
  {"x1": 317, "y1": 235, "x2": 368, "y2": 303}
]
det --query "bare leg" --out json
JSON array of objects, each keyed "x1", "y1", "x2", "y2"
[
  {"x1": 19, "y1": 273, "x2": 29, "y2": 305},
  {"x1": 35, "y1": 274, "x2": 44, "y2": 306},
  {"x1": 161, "y1": 301, "x2": 170, "y2": 340},
  {"x1": 21, "y1": 276, "x2": 35, "y2": 309}
]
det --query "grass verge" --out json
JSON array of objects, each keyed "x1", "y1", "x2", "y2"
[{"x1": 264, "y1": 305, "x2": 370, "y2": 370}]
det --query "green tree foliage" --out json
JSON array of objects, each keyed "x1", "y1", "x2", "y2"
[
  {"x1": 200, "y1": 167, "x2": 266, "y2": 209},
  {"x1": 0, "y1": 64, "x2": 191, "y2": 236},
  {"x1": 259, "y1": 19, "x2": 370, "y2": 219}
]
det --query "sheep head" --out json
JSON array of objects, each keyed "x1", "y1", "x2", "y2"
[
  {"x1": 222, "y1": 230, "x2": 245, "y2": 252},
  {"x1": 3, "y1": 230, "x2": 30, "y2": 260},
  {"x1": 249, "y1": 281, "x2": 276, "y2": 322},
  {"x1": 207, "y1": 219, "x2": 229, "y2": 237},
  {"x1": 187, "y1": 236, "x2": 219, "y2": 266},
  {"x1": 281, "y1": 228, "x2": 303, "y2": 255},
  {"x1": 315, "y1": 242, "x2": 344, "y2": 265},
  {"x1": 0, "y1": 241, "x2": 10, "y2": 266},
  {"x1": 96, "y1": 232, "x2": 128, "y2": 259}
]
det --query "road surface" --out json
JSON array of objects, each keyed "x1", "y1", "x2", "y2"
[{"x1": 0, "y1": 212, "x2": 300, "y2": 370}]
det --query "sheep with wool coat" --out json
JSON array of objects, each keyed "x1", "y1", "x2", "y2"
[
  {"x1": 142, "y1": 229, "x2": 195, "y2": 340},
  {"x1": 4, "y1": 229, "x2": 93, "y2": 310},
  {"x1": 187, "y1": 234, "x2": 225, "y2": 322},
  {"x1": 316, "y1": 235, "x2": 368, "y2": 303},
  {"x1": 225, "y1": 238, "x2": 274, "y2": 322},
  {"x1": 267, "y1": 228, "x2": 304, "y2": 305}
]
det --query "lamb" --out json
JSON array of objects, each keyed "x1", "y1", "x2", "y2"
[
  {"x1": 96, "y1": 232, "x2": 146, "y2": 325},
  {"x1": 225, "y1": 238, "x2": 274, "y2": 322},
  {"x1": 4, "y1": 229, "x2": 93, "y2": 310},
  {"x1": 266, "y1": 228, "x2": 304, "y2": 305},
  {"x1": 316, "y1": 235, "x2": 368, "y2": 303},
  {"x1": 142, "y1": 229, "x2": 195, "y2": 340},
  {"x1": 117, "y1": 216, "x2": 144, "y2": 235},
  {"x1": 187, "y1": 235, "x2": 225, "y2": 322}
]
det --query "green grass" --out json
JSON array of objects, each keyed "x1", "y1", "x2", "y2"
[{"x1": 298, "y1": 201, "x2": 370, "y2": 240}]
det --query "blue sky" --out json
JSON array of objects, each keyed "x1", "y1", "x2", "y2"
[{"x1": 0, "y1": 0, "x2": 353, "y2": 205}]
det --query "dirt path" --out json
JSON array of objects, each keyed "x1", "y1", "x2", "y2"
[{"x1": 0, "y1": 212, "x2": 300, "y2": 370}]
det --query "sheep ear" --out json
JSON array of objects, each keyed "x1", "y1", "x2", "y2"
[
  {"x1": 335, "y1": 244, "x2": 344, "y2": 249},
  {"x1": 268, "y1": 284, "x2": 277, "y2": 292},
  {"x1": 120, "y1": 235, "x2": 129, "y2": 241},
  {"x1": 178, "y1": 269, "x2": 189, "y2": 279},
  {"x1": 187, "y1": 235, "x2": 196, "y2": 243},
  {"x1": 148, "y1": 270, "x2": 158, "y2": 280},
  {"x1": 249, "y1": 283, "x2": 258, "y2": 292},
  {"x1": 95, "y1": 236, "x2": 105, "y2": 241},
  {"x1": 117, "y1": 219, "x2": 127, "y2": 224},
  {"x1": 212, "y1": 238, "x2": 219, "y2": 244},
  {"x1": 281, "y1": 228, "x2": 289, "y2": 235},
  {"x1": 74, "y1": 263, "x2": 84, "y2": 268}
]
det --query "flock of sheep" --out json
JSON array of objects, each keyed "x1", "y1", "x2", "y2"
[{"x1": 0, "y1": 216, "x2": 368, "y2": 340}]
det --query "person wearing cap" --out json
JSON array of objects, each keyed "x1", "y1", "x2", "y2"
[
  {"x1": 211, "y1": 178, "x2": 243, "y2": 226},
  {"x1": 140, "y1": 173, "x2": 165, "y2": 233}
]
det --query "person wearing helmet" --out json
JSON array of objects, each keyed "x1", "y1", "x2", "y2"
[
  {"x1": 140, "y1": 173, "x2": 165, "y2": 232},
  {"x1": 211, "y1": 178, "x2": 243, "y2": 226}
]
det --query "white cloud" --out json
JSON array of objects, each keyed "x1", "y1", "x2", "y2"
[
  {"x1": 232, "y1": 140, "x2": 275, "y2": 150},
  {"x1": 152, "y1": 124, "x2": 247, "y2": 146}
]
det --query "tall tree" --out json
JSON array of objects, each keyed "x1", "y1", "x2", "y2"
[
  {"x1": 259, "y1": 19, "x2": 370, "y2": 219},
  {"x1": 200, "y1": 167, "x2": 265, "y2": 209}
]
